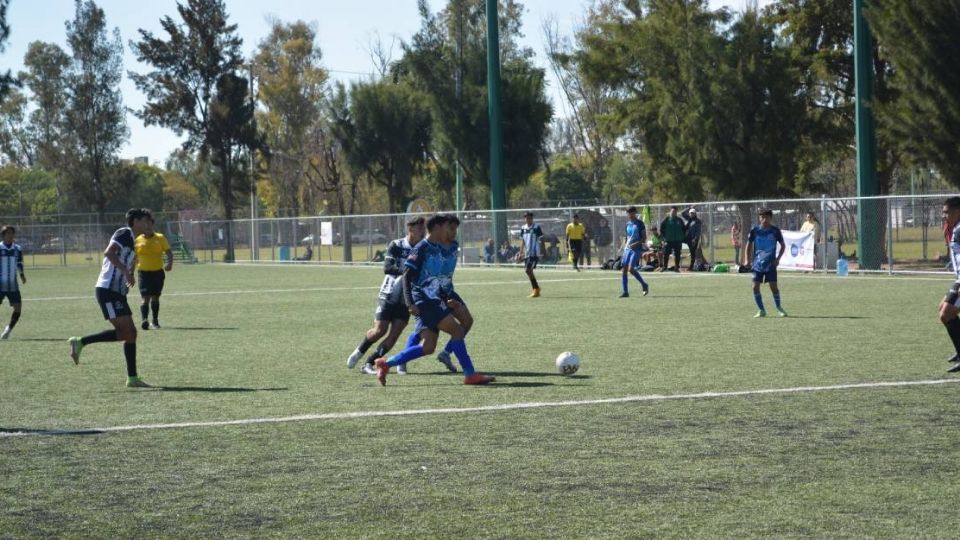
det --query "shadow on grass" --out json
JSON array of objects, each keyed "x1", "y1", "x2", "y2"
[
  {"x1": 158, "y1": 386, "x2": 288, "y2": 393},
  {"x1": 785, "y1": 316, "x2": 869, "y2": 319},
  {"x1": 0, "y1": 427, "x2": 103, "y2": 437},
  {"x1": 161, "y1": 326, "x2": 240, "y2": 331},
  {"x1": 485, "y1": 381, "x2": 555, "y2": 388},
  {"x1": 411, "y1": 371, "x2": 591, "y2": 379},
  {"x1": 13, "y1": 338, "x2": 67, "y2": 342}
]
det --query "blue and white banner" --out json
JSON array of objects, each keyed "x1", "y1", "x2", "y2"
[{"x1": 779, "y1": 230, "x2": 815, "y2": 270}]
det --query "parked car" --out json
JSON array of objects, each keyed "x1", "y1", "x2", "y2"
[
  {"x1": 350, "y1": 230, "x2": 388, "y2": 244},
  {"x1": 40, "y1": 237, "x2": 64, "y2": 252}
]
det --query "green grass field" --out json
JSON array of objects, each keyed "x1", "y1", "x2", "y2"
[{"x1": 2, "y1": 264, "x2": 959, "y2": 537}]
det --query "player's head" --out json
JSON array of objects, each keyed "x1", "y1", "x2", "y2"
[
  {"x1": 670, "y1": 206, "x2": 678, "y2": 216},
  {"x1": 626, "y1": 206, "x2": 637, "y2": 218},
  {"x1": 126, "y1": 208, "x2": 153, "y2": 234},
  {"x1": 758, "y1": 208, "x2": 773, "y2": 227},
  {"x1": 805, "y1": 211, "x2": 817, "y2": 222},
  {"x1": 943, "y1": 197, "x2": 960, "y2": 227},
  {"x1": 406, "y1": 216, "x2": 426, "y2": 242},
  {"x1": 0, "y1": 225, "x2": 14, "y2": 243},
  {"x1": 573, "y1": 213, "x2": 580, "y2": 224},
  {"x1": 441, "y1": 213, "x2": 460, "y2": 241},
  {"x1": 524, "y1": 211, "x2": 533, "y2": 225},
  {"x1": 689, "y1": 208, "x2": 697, "y2": 218}
]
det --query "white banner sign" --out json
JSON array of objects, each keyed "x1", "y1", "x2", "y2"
[
  {"x1": 320, "y1": 222, "x2": 333, "y2": 246},
  {"x1": 779, "y1": 230, "x2": 815, "y2": 270}
]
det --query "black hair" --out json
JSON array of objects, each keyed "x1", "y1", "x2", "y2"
[
  {"x1": 758, "y1": 208, "x2": 773, "y2": 217},
  {"x1": 945, "y1": 197, "x2": 960, "y2": 210},
  {"x1": 523, "y1": 211, "x2": 533, "y2": 218},
  {"x1": 426, "y1": 214, "x2": 447, "y2": 231},
  {"x1": 626, "y1": 206, "x2": 637, "y2": 213},
  {"x1": 573, "y1": 213, "x2": 579, "y2": 218},
  {"x1": 126, "y1": 208, "x2": 152, "y2": 227},
  {"x1": 406, "y1": 216, "x2": 425, "y2": 227},
  {"x1": 670, "y1": 206, "x2": 678, "y2": 211},
  {"x1": 0, "y1": 225, "x2": 14, "y2": 236}
]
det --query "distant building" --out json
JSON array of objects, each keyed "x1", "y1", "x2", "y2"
[{"x1": 133, "y1": 156, "x2": 149, "y2": 165}]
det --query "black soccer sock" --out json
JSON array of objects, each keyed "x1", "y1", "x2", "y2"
[
  {"x1": 366, "y1": 344, "x2": 390, "y2": 365},
  {"x1": 944, "y1": 318, "x2": 960, "y2": 354},
  {"x1": 9, "y1": 311, "x2": 20, "y2": 329},
  {"x1": 529, "y1": 275, "x2": 539, "y2": 289},
  {"x1": 124, "y1": 342, "x2": 137, "y2": 377},
  {"x1": 150, "y1": 300, "x2": 160, "y2": 323},
  {"x1": 140, "y1": 303, "x2": 149, "y2": 322},
  {"x1": 356, "y1": 337, "x2": 375, "y2": 354},
  {"x1": 81, "y1": 329, "x2": 119, "y2": 346}
]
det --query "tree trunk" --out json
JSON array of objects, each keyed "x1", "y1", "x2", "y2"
[{"x1": 220, "y1": 154, "x2": 235, "y2": 263}]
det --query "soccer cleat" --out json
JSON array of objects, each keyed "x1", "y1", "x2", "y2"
[
  {"x1": 777, "y1": 308, "x2": 788, "y2": 318},
  {"x1": 642, "y1": 284, "x2": 649, "y2": 296},
  {"x1": 619, "y1": 292, "x2": 629, "y2": 298},
  {"x1": 68, "y1": 337, "x2": 83, "y2": 365},
  {"x1": 948, "y1": 362, "x2": 960, "y2": 374},
  {"x1": 0, "y1": 326, "x2": 10, "y2": 339},
  {"x1": 126, "y1": 376, "x2": 152, "y2": 388},
  {"x1": 361, "y1": 363, "x2": 378, "y2": 375},
  {"x1": 397, "y1": 363, "x2": 408, "y2": 375},
  {"x1": 347, "y1": 348, "x2": 363, "y2": 369},
  {"x1": 754, "y1": 310, "x2": 766, "y2": 318},
  {"x1": 141, "y1": 320, "x2": 149, "y2": 330},
  {"x1": 437, "y1": 350, "x2": 458, "y2": 373},
  {"x1": 150, "y1": 321, "x2": 161, "y2": 330},
  {"x1": 529, "y1": 288, "x2": 541, "y2": 298},
  {"x1": 464, "y1": 373, "x2": 496, "y2": 385},
  {"x1": 948, "y1": 353, "x2": 960, "y2": 363},
  {"x1": 374, "y1": 357, "x2": 389, "y2": 386}
]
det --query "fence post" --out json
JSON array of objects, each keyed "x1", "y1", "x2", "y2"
[
  {"x1": 708, "y1": 202, "x2": 715, "y2": 264},
  {"x1": 820, "y1": 195, "x2": 827, "y2": 271},
  {"x1": 887, "y1": 198, "x2": 894, "y2": 275}
]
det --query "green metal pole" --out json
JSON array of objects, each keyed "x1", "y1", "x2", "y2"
[
  {"x1": 486, "y1": 0, "x2": 507, "y2": 247},
  {"x1": 854, "y1": 0, "x2": 880, "y2": 269},
  {"x1": 455, "y1": 1, "x2": 465, "y2": 216}
]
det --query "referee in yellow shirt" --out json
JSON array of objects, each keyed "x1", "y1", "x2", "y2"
[
  {"x1": 134, "y1": 217, "x2": 173, "y2": 330},
  {"x1": 565, "y1": 214, "x2": 587, "y2": 271}
]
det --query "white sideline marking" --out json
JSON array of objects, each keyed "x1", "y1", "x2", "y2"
[{"x1": 3, "y1": 378, "x2": 958, "y2": 438}]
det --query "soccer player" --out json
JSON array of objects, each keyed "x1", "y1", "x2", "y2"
[
  {"x1": 134, "y1": 216, "x2": 173, "y2": 330},
  {"x1": 374, "y1": 214, "x2": 495, "y2": 386},
  {"x1": 347, "y1": 216, "x2": 456, "y2": 375},
  {"x1": 938, "y1": 198, "x2": 960, "y2": 373},
  {"x1": 566, "y1": 214, "x2": 587, "y2": 271},
  {"x1": 0, "y1": 225, "x2": 26, "y2": 339},
  {"x1": 619, "y1": 206, "x2": 650, "y2": 298},
  {"x1": 518, "y1": 211, "x2": 544, "y2": 297},
  {"x1": 68, "y1": 208, "x2": 154, "y2": 388},
  {"x1": 745, "y1": 208, "x2": 787, "y2": 318}
]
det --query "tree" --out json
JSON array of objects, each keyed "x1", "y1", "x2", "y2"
[
  {"x1": 342, "y1": 80, "x2": 432, "y2": 214},
  {"x1": 0, "y1": 89, "x2": 30, "y2": 166},
  {"x1": 254, "y1": 19, "x2": 328, "y2": 217},
  {"x1": 866, "y1": 0, "x2": 960, "y2": 185},
  {"x1": 0, "y1": 0, "x2": 17, "y2": 103},
  {"x1": 131, "y1": 0, "x2": 253, "y2": 261},
  {"x1": 543, "y1": 156, "x2": 598, "y2": 204},
  {"x1": 62, "y1": 0, "x2": 129, "y2": 227},
  {"x1": 399, "y1": 0, "x2": 552, "y2": 207},
  {"x1": 20, "y1": 41, "x2": 71, "y2": 171}
]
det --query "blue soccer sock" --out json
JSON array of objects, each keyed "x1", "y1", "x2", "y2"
[
  {"x1": 631, "y1": 268, "x2": 647, "y2": 287},
  {"x1": 403, "y1": 331, "x2": 420, "y2": 349},
  {"x1": 753, "y1": 293, "x2": 765, "y2": 311},
  {"x1": 621, "y1": 273, "x2": 629, "y2": 294},
  {"x1": 443, "y1": 327, "x2": 469, "y2": 353},
  {"x1": 446, "y1": 339, "x2": 475, "y2": 376},
  {"x1": 773, "y1": 293, "x2": 782, "y2": 309},
  {"x1": 386, "y1": 345, "x2": 424, "y2": 367}
]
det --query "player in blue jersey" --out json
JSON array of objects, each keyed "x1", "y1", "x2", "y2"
[
  {"x1": 0, "y1": 225, "x2": 27, "y2": 339},
  {"x1": 68, "y1": 209, "x2": 154, "y2": 388},
  {"x1": 745, "y1": 208, "x2": 787, "y2": 318},
  {"x1": 618, "y1": 206, "x2": 650, "y2": 298},
  {"x1": 518, "y1": 211, "x2": 545, "y2": 297},
  {"x1": 939, "y1": 198, "x2": 960, "y2": 373},
  {"x1": 374, "y1": 214, "x2": 495, "y2": 386}
]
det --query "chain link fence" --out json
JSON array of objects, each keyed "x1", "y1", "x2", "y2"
[{"x1": 2, "y1": 195, "x2": 954, "y2": 274}]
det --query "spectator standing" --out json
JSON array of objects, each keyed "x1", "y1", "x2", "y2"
[
  {"x1": 565, "y1": 214, "x2": 587, "y2": 271},
  {"x1": 659, "y1": 207, "x2": 686, "y2": 272},
  {"x1": 682, "y1": 208, "x2": 704, "y2": 271},
  {"x1": 731, "y1": 219, "x2": 742, "y2": 266},
  {"x1": 800, "y1": 212, "x2": 821, "y2": 266}
]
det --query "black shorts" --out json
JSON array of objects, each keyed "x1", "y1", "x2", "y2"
[
  {"x1": 138, "y1": 270, "x2": 166, "y2": 296},
  {"x1": 375, "y1": 298, "x2": 410, "y2": 323},
  {"x1": 525, "y1": 257, "x2": 539, "y2": 270},
  {"x1": 0, "y1": 291, "x2": 21, "y2": 305},
  {"x1": 95, "y1": 288, "x2": 132, "y2": 321}
]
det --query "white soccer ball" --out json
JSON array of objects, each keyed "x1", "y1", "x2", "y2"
[{"x1": 555, "y1": 351, "x2": 581, "y2": 376}]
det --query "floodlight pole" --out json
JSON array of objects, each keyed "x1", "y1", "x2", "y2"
[
  {"x1": 486, "y1": 0, "x2": 507, "y2": 247},
  {"x1": 248, "y1": 64, "x2": 259, "y2": 262},
  {"x1": 854, "y1": 0, "x2": 880, "y2": 270},
  {"x1": 455, "y1": 1, "x2": 465, "y2": 217}
]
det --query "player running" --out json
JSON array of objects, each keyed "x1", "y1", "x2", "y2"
[
  {"x1": 374, "y1": 214, "x2": 494, "y2": 386},
  {"x1": 134, "y1": 216, "x2": 173, "y2": 330},
  {"x1": 0, "y1": 225, "x2": 26, "y2": 339},
  {"x1": 745, "y1": 208, "x2": 787, "y2": 318},
  {"x1": 619, "y1": 206, "x2": 650, "y2": 298},
  {"x1": 518, "y1": 211, "x2": 544, "y2": 297},
  {"x1": 68, "y1": 208, "x2": 154, "y2": 388},
  {"x1": 938, "y1": 198, "x2": 960, "y2": 373}
]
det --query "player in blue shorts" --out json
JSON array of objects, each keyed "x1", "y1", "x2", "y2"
[
  {"x1": 619, "y1": 206, "x2": 649, "y2": 298},
  {"x1": 745, "y1": 208, "x2": 787, "y2": 318},
  {"x1": 374, "y1": 214, "x2": 495, "y2": 386}
]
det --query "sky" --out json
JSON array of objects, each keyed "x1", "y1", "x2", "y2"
[{"x1": 2, "y1": 0, "x2": 770, "y2": 167}]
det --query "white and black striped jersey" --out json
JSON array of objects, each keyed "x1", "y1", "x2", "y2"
[
  {"x1": 520, "y1": 223, "x2": 543, "y2": 257},
  {"x1": 96, "y1": 228, "x2": 136, "y2": 294},
  {"x1": 378, "y1": 237, "x2": 414, "y2": 304},
  {"x1": 950, "y1": 222, "x2": 960, "y2": 288},
  {"x1": 0, "y1": 242, "x2": 24, "y2": 292}
]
